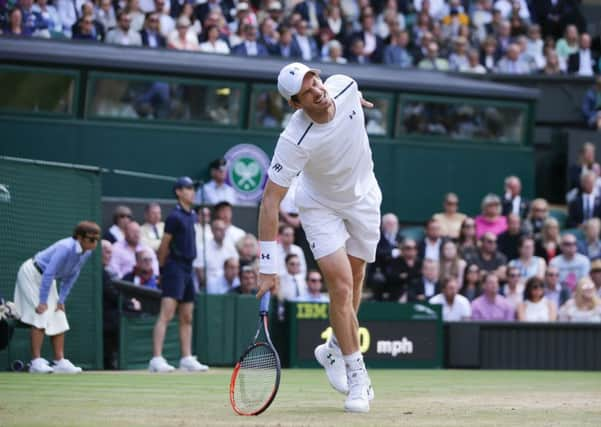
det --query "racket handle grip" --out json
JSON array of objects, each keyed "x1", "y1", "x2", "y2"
[{"x1": 259, "y1": 291, "x2": 271, "y2": 313}]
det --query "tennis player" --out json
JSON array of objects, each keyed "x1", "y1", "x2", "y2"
[
  {"x1": 13, "y1": 221, "x2": 101, "y2": 373},
  {"x1": 256, "y1": 62, "x2": 381, "y2": 413}
]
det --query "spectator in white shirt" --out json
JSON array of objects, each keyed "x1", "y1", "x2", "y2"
[
  {"x1": 102, "y1": 205, "x2": 133, "y2": 244},
  {"x1": 213, "y1": 201, "x2": 246, "y2": 248},
  {"x1": 459, "y1": 48, "x2": 487, "y2": 74},
  {"x1": 194, "y1": 206, "x2": 213, "y2": 262},
  {"x1": 199, "y1": 25, "x2": 230, "y2": 54},
  {"x1": 105, "y1": 11, "x2": 142, "y2": 45},
  {"x1": 168, "y1": 16, "x2": 200, "y2": 51},
  {"x1": 429, "y1": 277, "x2": 472, "y2": 321},
  {"x1": 568, "y1": 33, "x2": 596, "y2": 76},
  {"x1": 298, "y1": 269, "x2": 330, "y2": 303},
  {"x1": 278, "y1": 254, "x2": 308, "y2": 302},
  {"x1": 140, "y1": 202, "x2": 164, "y2": 253},
  {"x1": 196, "y1": 158, "x2": 238, "y2": 205},
  {"x1": 277, "y1": 224, "x2": 307, "y2": 276},
  {"x1": 56, "y1": 0, "x2": 86, "y2": 37},
  {"x1": 154, "y1": 0, "x2": 174, "y2": 38},
  {"x1": 96, "y1": 0, "x2": 117, "y2": 34},
  {"x1": 207, "y1": 257, "x2": 240, "y2": 294},
  {"x1": 236, "y1": 233, "x2": 259, "y2": 268},
  {"x1": 194, "y1": 218, "x2": 239, "y2": 289}
]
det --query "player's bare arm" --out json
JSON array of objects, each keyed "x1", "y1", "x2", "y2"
[{"x1": 256, "y1": 179, "x2": 289, "y2": 298}]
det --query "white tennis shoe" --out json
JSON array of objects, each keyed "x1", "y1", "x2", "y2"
[
  {"x1": 148, "y1": 356, "x2": 175, "y2": 373},
  {"x1": 344, "y1": 368, "x2": 371, "y2": 413},
  {"x1": 179, "y1": 355, "x2": 209, "y2": 372},
  {"x1": 53, "y1": 358, "x2": 82, "y2": 374},
  {"x1": 314, "y1": 343, "x2": 348, "y2": 394},
  {"x1": 29, "y1": 357, "x2": 53, "y2": 374},
  {"x1": 314, "y1": 343, "x2": 375, "y2": 401}
]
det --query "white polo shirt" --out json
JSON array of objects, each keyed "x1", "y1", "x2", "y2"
[
  {"x1": 429, "y1": 293, "x2": 472, "y2": 321},
  {"x1": 268, "y1": 74, "x2": 377, "y2": 209}
]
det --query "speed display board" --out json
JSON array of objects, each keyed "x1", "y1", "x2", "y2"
[{"x1": 287, "y1": 302, "x2": 443, "y2": 368}]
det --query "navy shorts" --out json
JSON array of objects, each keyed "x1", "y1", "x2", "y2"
[{"x1": 161, "y1": 259, "x2": 195, "y2": 303}]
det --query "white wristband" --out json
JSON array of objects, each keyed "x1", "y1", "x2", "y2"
[{"x1": 259, "y1": 241, "x2": 278, "y2": 274}]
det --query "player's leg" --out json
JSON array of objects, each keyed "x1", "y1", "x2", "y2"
[
  {"x1": 318, "y1": 248, "x2": 358, "y2": 355},
  {"x1": 348, "y1": 254, "x2": 367, "y2": 313}
]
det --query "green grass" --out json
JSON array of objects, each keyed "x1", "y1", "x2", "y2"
[{"x1": 0, "y1": 369, "x2": 600, "y2": 426}]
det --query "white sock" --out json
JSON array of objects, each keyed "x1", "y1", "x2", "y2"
[
  {"x1": 328, "y1": 333, "x2": 341, "y2": 350},
  {"x1": 343, "y1": 351, "x2": 364, "y2": 371}
]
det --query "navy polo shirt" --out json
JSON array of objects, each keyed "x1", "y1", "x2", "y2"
[{"x1": 164, "y1": 204, "x2": 197, "y2": 264}]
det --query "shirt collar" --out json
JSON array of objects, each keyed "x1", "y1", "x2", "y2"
[{"x1": 73, "y1": 238, "x2": 83, "y2": 254}]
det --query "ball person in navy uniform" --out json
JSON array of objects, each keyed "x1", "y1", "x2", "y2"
[
  {"x1": 149, "y1": 177, "x2": 209, "y2": 372},
  {"x1": 256, "y1": 63, "x2": 381, "y2": 413}
]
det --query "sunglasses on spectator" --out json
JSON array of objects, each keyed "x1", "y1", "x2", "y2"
[
  {"x1": 119, "y1": 213, "x2": 132, "y2": 219},
  {"x1": 308, "y1": 278, "x2": 322, "y2": 282},
  {"x1": 445, "y1": 201, "x2": 458, "y2": 205},
  {"x1": 402, "y1": 246, "x2": 416, "y2": 250},
  {"x1": 84, "y1": 235, "x2": 100, "y2": 243},
  {"x1": 545, "y1": 272, "x2": 559, "y2": 276},
  {"x1": 508, "y1": 273, "x2": 520, "y2": 278},
  {"x1": 533, "y1": 207, "x2": 547, "y2": 212},
  {"x1": 562, "y1": 241, "x2": 576, "y2": 246}
]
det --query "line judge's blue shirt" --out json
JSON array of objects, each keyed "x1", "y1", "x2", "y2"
[
  {"x1": 34, "y1": 237, "x2": 93, "y2": 304},
  {"x1": 165, "y1": 204, "x2": 197, "y2": 263}
]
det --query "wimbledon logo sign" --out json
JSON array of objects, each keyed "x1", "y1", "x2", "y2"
[{"x1": 224, "y1": 144, "x2": 270, "y2": 204}]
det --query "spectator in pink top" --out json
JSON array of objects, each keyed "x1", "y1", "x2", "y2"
[
  {"x1": 475, "y1": 193, "x2": 508, "y2": 239},
  {"x1": 471, "y1": 272, "x2": 515, "y2": 321},
  {"x1": 109, "y1": 221, "x2": 159, "y2": 278}
]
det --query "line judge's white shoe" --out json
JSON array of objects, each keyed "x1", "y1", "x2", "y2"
[
  {"x1": 314, "y1": 343, "x2": 348, "y2": 394},
  {"x1": 53, "y1": 358, "x2": 82, "y2": 374},
  {"x1": 29, "y1": 357, "x2": 53, "y2": 374},
  {"x1": 344, "y1": 368, "x2": 371, "y2": 413},
  {"x1": 148, "y1": 356, "x2": 175, "y2": 373},
  {"x1": 179, "y1": 355, "x2": 209, "y2": 372}
]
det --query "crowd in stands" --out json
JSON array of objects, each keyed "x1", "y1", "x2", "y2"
[
  {"x1": 369, "y1": 140, "x2": 601, "y2": 323},
  {"x1": 1, "y1": 0, "x2": 599, "y2": 77},
  {"x1": 98, "y1": 143, "x2": 601, "y2": 330}
]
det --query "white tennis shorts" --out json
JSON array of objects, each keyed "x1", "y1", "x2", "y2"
[
  {"x1": 296, "y1": 184, "x2": 382, "y2": 262},
  {"x1": 13, "y1": 259, "x2": 70, "y2": 336}
]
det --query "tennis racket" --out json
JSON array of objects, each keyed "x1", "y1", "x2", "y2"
[{"x1": 229, "y1": 291, "x2": 281, "y2": 416}]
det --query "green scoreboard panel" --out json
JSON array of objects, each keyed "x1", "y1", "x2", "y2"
[{"x1": 287, "y1": 301, "x2": 443, "y2": 368}]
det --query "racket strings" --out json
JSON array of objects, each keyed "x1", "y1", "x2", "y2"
[{"x1": 233, "y1": 345, "x2": 279, "y2": 413}]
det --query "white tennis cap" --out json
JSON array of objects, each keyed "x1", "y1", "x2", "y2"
[{"x1": 277, "y1": 62, "x2": 320, "y2": 100}]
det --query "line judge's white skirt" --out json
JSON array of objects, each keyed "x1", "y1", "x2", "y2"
[{"x1": 13, "y1": 259, "x2": 70, "y2": 336}]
